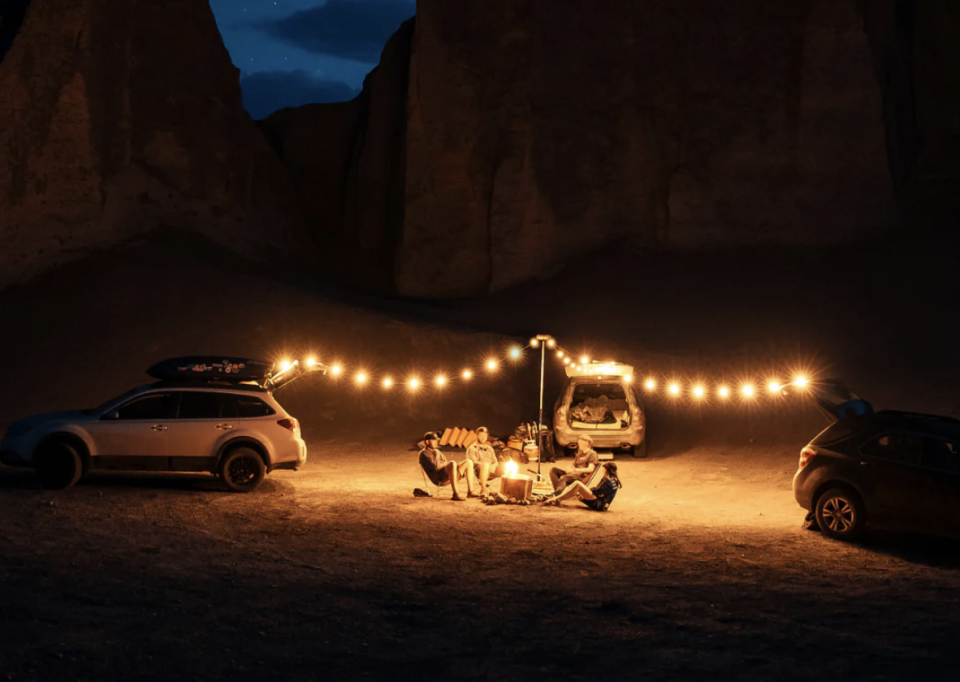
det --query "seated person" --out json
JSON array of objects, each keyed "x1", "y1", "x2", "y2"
[
  {"x1": 549, "y1": 435, "x2": 599, "y2": 494},
  {"x1": 418, "y1": 431, "x2": 479, "y2": 501},
  {"x1": 465, "y1": 426, "x2": 505, "y2": 489},
  {"x1": 542, "y1": 462, "x2": 622, "y2": 511}
]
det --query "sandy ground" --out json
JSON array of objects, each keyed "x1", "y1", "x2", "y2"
[
  {"x1": 3, "y1": 438, "x2": 960, "y2": 681},
  {"x1": 2, "y1": 231, "x2": 960, "y2": 680}
]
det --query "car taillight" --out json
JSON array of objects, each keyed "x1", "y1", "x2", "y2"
[
  {"x1": 277, "y1": 418, "x2": 298, "y2": 432},
  {"x1": 798, "y1": 446, "x2": 816, "y2": 470}
]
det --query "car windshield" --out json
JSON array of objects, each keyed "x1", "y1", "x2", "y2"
[{"x1": 84, "y1": 387, "x2": 144, "y2": 415}]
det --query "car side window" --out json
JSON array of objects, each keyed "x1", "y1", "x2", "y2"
[
  {"x1": 222, "y1": 394, "x2": 275, "y2": 419},
  {"x1": 921, "y1": 438, "x2": 960, "y2": 474},
  {"x1": 176, "y1": 392, "x2": 223, "y2": 420},
  {"x1": 860, "y1": 433, "x2": 922, "y2": 466},
  {"x1": 114, "y1": 393, "x2": 178, "y2": 421}
]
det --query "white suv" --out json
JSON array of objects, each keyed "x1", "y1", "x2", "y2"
[{"x1": 0, "y1": 382, "x2": 307, "y2": 492}]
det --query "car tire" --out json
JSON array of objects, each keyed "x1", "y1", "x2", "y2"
[
  {"x1": 634, "y1": 440, "x2": 647, "y2": 458},
  {"x1": 815, "y1": 487, "x2": 865, "y2": 541},
  {"x1": 35, "y1": 441, "x2": 83, "y2": 490},
  {"x1": 219, "y1": 447, "x2": 266, "y2": 493}
]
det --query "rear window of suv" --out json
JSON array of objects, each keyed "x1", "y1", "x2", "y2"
[{"x1": 222, "y1": 394, "x2": 275, "y2": 419}]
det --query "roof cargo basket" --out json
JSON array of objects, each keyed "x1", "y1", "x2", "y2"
[{"x1": 147, "y1": 356, "x2": 326, "y2": 391}]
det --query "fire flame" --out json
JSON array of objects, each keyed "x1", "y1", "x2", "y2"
[{"x1": 504, "y1": 461, "x2": 518, "y2": 479}]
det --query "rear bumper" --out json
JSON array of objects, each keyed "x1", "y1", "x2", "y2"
[
  {"x1": 0, "y1": 450, "x2": 31, "y2": 468},
  {"x1": 554, "y1": 423, "x2": 644, "y2": 449},
  {"x1": 271, "y1": 440, "x2": 307, "y2": 472},
  {"x1": 792, "y1": 468, "x2": 814, "y2": 511}
]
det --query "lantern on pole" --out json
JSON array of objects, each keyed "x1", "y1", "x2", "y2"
[{"x1": 531, "y1": 334, "x2": 554, "y2": 478}]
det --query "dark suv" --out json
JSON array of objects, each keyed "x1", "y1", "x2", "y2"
[{"x1": 792, "y1": 383, "x2": 960, "y2": 541}]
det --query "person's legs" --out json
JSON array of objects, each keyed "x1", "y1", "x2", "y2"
[
  {"x1": 457, "y1": 460, "x2": 480, "y2": 496},
  {"x1": 544, "y1": 481, "x2": 595, "y2": 505},
  {"x1": 476, "y1": 461, "x2": 491, "y2": 489},
  {"x1": 549, "y1": 466, "x2": 566, "y2": 492},
  {"x1": 443, "y1": 461, "x2": 462, "y2": 498}
]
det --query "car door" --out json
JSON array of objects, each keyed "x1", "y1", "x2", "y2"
[
  {"x1": 918, "y1": 437, "x2": 960, "y2": 536},
  {"x1": 164, "y1": 391, "x2": 232, "y2": 470},
  {"x1": 87, "y1": 392, "x2": 178, "y2": 470},
  {"x1": 858, "y1": 433, "x2": 928, "y2": 526}
]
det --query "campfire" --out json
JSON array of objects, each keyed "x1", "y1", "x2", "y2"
[{"x1": 481, "y1": 459, "x2": 535, "y2": 505}]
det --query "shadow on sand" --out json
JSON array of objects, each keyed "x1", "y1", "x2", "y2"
[{"x1": 0, "y1": 467, "x2": 287, "y2": 494}]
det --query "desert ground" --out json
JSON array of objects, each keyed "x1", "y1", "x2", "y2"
[{"x1": 2, "y1": 231, "x2": 959, "y2": 680}]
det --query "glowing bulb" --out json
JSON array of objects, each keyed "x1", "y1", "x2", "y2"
[
  {"x1": 768, "y1": 380, "x2": 782, "y2": 394},
  {"x1": 693, "y1": 385, "x2": 705, "y2": 398},
  {"x1": 563, "y1": 358, "x2": 571, "y2": 365},
  {"x1": 530, "y1": 338, "x2": 540, "y2": 348},
  {"x1": 557, "y1": 350, "x2": 564, "y2": 359},
  {"x1": 509, "y1": 347, "x2": 522, "y2": 359},
  {"x1": 306, "y1": 357, "x2": 318, "y2": 368},
  {"x1": 408, "y1": 378, "x2": 421, "y2": 390},
  {"x1": 355, "y1": 372, "x2": 367, "y2": 385},
  {"x1": 793, "y1": 375, "x2": 809, "y2": 388},
  {"x1": 382, "y1": 377, "x2": 393, "y2": 389},
  {"x1": 280, "y1": 360, "x2": 292, "y2": 371},
  {"x1": 462, "y1": 369, "x2": 473, "y2": 380},
  {"x1": 435, "y1": 375, "x2": 446, "y2": 387},
  {"x1": 580, "y1": 355, "x2": 589, "y2": 364},
  {"x1": 624, "y1": 375, "x2": 633, "y2": 383},
  {"x1": 486, "y1": 359, "x2": 499, "y2": 372},
  {"x1": 741, "y1": 384, "x2": 756, "y2": 398},
  {"x1": 547, "y1": 338, "x2": 556, "y2": 348},
  {"x1": 669, "y1": 383, "x2": 681, "y2": 396},
  {"x1": 718, "y1": 386, "x2": 730, "y2": 399},
  {"x1": 645, "y1": 378, "x2": 656, "y2": 391},
  {"x1": 331, "y1": 364, "x2": 342, "y2": 377}
]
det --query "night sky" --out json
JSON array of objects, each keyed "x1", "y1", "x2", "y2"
[{"x1": 210, "y1": 0, "x2": 415, "y2": 120}]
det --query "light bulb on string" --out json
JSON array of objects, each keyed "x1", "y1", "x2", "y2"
[
  {"x1": 462, "y1": 369, "x2": 473, "y2": 380},
  {"x1": 355, "y1": 372, "x2": 367, "y2": 385},
  {"x1": 280, "y1": 360, "x2": 292, "y2": 371},
  {"x1": 509, "y1": 347, "x2": 522, "y2": 360},
  {"x1": 668, "y1": 382, "x2": 681, "y2": 396},
  {"x1": 718, "y1": 386, "x2": 730, "y2": 399},
  {"x1": 793, "y1": 375, "x2": 809, "y2": 388},
  {"x1": 486, "y1": 359, "x2": 499, "y2": 373},
  {"x1": 382, "y1": 377, "x2": 393, "y2": 389},
  {"x1": 530, "y1": 338, "x2": 539, "y2": 348},
  {"x1": 435, "y1": 374, "x2": 447, "y2": 387},
  {"x1": 693, "y1": 385, "x2": 705, "y2": 399},
  {"x1": 331, "y1": 364, "x2": 343, "y2": 377},
  {"x1": 768, "y1": 380, "x2": 782, "y2": 394},
  {"x1": 741, "y1": 383, "x2": 756, "y2": 398},
  {"x1": 644, "y1": 378, "x2": 656, "y2": 391},
  {"x1": 547, "y1": 338, "x2": 556, "y2": 348},
  {"x1": 408, "y1": 377, "x2": 421, "y2": 391}
]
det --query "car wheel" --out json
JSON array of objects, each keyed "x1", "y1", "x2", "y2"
[
  {"x1": 634, "y1": 440, "x2": 647, "y2": 458},
  {"x1": 815, "y1": 488, "x2": 865, "y2": 541},
  {"x1": 219, "y1": 447, "x2": 266, "y2": 493},
  {"x1": 35, "y1": 441, "x2": 83, "y2": 490}
]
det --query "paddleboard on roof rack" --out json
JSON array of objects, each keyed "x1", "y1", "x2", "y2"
[{"x1": 147, "y1": 357, "x2": 273, "y2": 383}]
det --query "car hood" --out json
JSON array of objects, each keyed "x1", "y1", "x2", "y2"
[{"x1": 5, "y1": 410, "x2": 93, "y2": 436}]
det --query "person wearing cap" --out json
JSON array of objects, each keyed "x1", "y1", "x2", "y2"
[
  {"x1": 418, "y1": 431, "x2": 479, "y2": 501},
  {"x1": 465, "y1": 426, "x2": 504, "y2": 490},
  {"x1": 541, "y1": 462, "x2": 622, "y2": 511},
  {"x1": 549, "y1": 435, "x2": 599, "y2": 494}
]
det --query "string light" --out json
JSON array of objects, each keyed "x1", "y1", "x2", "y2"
[
  {"x1": 408, "y1": 377, "x2": 421, "y2": 391},
  {"x1": 669, "y1": 383, "x2": 681, "y2": 396},
  {"x1": 382, "y1": 377, "x2": 393, "y2": 389},
  {"x1": 767, "y1": 380, "x2": 782, "y2": 394},
  {"x1": 509, "y1": 347, "x2": 522, "y2": 359},
  {"x1": 530, "y1": 338, "x2": 540, "y2": 348},
  {"x1": 693, "y1": 385, "x2": 705, "y2": 399},
  {"x1": 580, "y1": 355, "x2": 589, "y2": 365},
  {"x1": 645, "y1": 378, "x2": 656, "y2": 391},
  {"x1": 718, "y1": 386, "x2": 730, "y2": 399},
  {"x1": 355, "y1": 372, "x2": 367, "y2": 385},
  {"x1": 624, "y1": 375, "x2": 633, "y2": 383},
  {"x1": 331, "y1": 364, "x2": 343, "y2": 377},
  {"x1": 486, "y1": 359, "x2": 499, "y2": 372},
  {"x1": 280, "y1": 360, "x2": 292, "y2": 371},
  {"x1": 547, "y1": 339, "x2": 556, "y2": 348},
  {"x1": 305, "y1": 357, "x2": 317, "y2": 368},
  {"x1": 435, "y1": 374, "x2": 447, "y2": 387},
  {"x1": 741, "y1": 384, "x2": 756, "y2": 398},
  {"x1": 557, "y1": 350, "x2": 564, "y2": 359},
  {"x1": 462, "y1": 369, "x2": 473, "y2": 380},
  {"x1": 793, "y1": 375, "x2": 809, "y2": 388}
]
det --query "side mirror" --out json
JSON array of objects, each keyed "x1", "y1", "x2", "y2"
[{"x1": 103, "y1": 410, "x2": 119, "y2": 421}]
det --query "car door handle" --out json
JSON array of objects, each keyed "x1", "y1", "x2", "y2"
[
  {"x1": 216, "y1": 423, "x2": 234, "y2": 430},
  {"x1": 150, "y1": 424, "x2": 168, "y2": 431}
]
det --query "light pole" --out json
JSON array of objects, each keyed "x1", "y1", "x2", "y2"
[{"x1": 531, "y1": 334, "x2": 555, "y2": 479}]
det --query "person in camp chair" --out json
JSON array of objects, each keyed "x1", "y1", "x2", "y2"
[
  {"x1": 549, "y1": 435, "x2": 599, "y2": 494},
  {"x1": 419, "y1": 432, "x2": 480, "y2": 501},
  {"x1": 466, "y1": 426, "x2": 505, "y2": 490}
]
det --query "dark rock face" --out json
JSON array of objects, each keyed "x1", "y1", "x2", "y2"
[
  {"x1": 260, "y1": 18, "x2": 413, "y2": 293},
  {"x1": 0, "y1": 0, "x2": 312, "y2": 289},
  {"x1": 396, "y1": 0, "x2": 893, "y2": 297}
]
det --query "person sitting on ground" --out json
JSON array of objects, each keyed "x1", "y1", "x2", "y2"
[
  {"x1": 465, "y1": 426, "x2": 505, "y2": 490},
  {"x1": 549, "y1": 435, "x2": 599, "y2": 494},
  {"x1": 541, "y1": 462, "x2": 622, "y2": 511},
  {"x1": 418, "y1": 431, "x2": 480, "y2": 501}
]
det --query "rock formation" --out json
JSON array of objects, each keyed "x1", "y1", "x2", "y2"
[
  {"x1": 0, "y1": 0, "x2": 313, "y2": 290},
  {"x1": 266, "y1": 0, "x2": 959, "y2": 299}
]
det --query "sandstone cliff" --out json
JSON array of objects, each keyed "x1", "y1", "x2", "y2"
[
  {"x1": 266, "y1": 0, "x2": 959, "y2": 299},
  {"x1": 0, "y1": 0, "x2": 312, "y2": 289}
]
